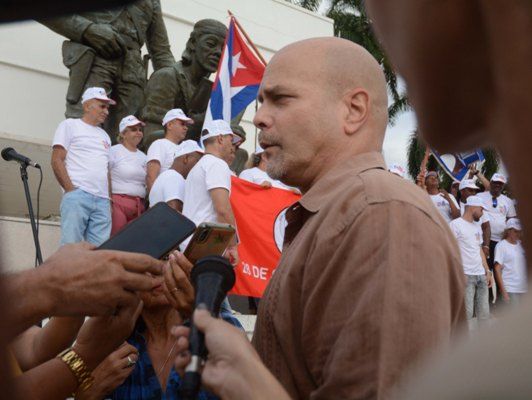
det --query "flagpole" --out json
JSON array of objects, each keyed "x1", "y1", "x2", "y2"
[{"x1": 228, "y1": 10, "x2": 267, "y2": 66}]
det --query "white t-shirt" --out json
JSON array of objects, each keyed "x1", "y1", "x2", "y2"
[
  {"x1": 146, "y1": 138, "x2": 179, "y2": 174},
  {"x1": 182, "y1": 154, "x2": 232, "y2": 246},
  {"x1": 430, "y1": 193, "x2": 459, "y2": 224},
  {"x1": 460, "y1": 201, "x2": 489, "y2": 227},
  {"x1": 149, "y1": 170, "x2": 185, "y2": 207},
  {"x1": 109, "y1": 144, "x2": 147, "y2": 198},
  {"x1": 52, "y1": 118, "x2": 111, "y2": 199},
  {"x1": 239, "y1": 167, "x2": 293, "y2": 190},
  {"x1": 477, "y1": 191, "x2": 517, "y2": 241},
  {"x1": 449, "y1": 217, "x2": 485, "y2": 275},
  {"x1": 494, "y1": 240, "x2": 527, "y2": 293}
]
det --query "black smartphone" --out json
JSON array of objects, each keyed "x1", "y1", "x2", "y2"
[{"x1": 98, "y1": 202, "x2": 196, "y2": 259}]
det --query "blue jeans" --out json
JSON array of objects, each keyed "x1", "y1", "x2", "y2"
[
  {"x1": 465, "y1": 274, "x2": 490, "y2": 321},
  {"x1": 60, "y1": 189, "x2": 111, "y2": 246}
]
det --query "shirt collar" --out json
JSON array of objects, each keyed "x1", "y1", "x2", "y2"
[{"x1": 298, "y1": 151, "x2": 386, "y2": 213}]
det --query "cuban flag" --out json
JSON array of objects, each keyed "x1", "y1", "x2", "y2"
[
  {"x1": 204, "y1": 16, "x2": 265, "y2": 126},
  {"x1": 432, "y1": 149, "x2": 485, "y2": 182}
]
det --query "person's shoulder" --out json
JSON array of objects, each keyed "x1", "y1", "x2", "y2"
[
  {"x1": 477, "y1": 190, "x2": 490, "y2": 200},
  {"x1": 148, "y1": 65, "x2": 177, "y2": 83},
  {"x1": 238, "y1": 168, "x2": 253, "y2": 179},
  {"x1": 147, "y1": 139, "x2": 164, "y2": 151},
  {"x1": 359, "y1": 168, "x2": 440, "y2": 219}
]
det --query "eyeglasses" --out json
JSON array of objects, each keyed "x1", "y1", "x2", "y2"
[{"x1": 492, "y1": 197, "x2": 498, "y2": 208}]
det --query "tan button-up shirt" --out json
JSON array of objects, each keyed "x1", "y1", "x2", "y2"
[{"x1": 252, "y1": 152, "x2": 465, "y2": 399}]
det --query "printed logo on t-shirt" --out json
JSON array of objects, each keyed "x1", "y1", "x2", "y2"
[{"x1": 102, "y1": 140, "x2": 110, "y2": 150}]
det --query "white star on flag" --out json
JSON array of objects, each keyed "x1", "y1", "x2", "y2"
[{"x1": 231, "y1": 52, "x2": 247, "y2": 76}]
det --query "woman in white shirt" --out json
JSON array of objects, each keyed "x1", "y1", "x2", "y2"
[
  {"x1": 110, "y1": 116, "x2": 148, "y2": 235},
  {"x1": 494, "y1": 218, "x2": 527, "y2": 306}
]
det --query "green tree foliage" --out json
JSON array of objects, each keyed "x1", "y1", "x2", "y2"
[{"x1": 289, "y1": 0, "x2": 409, "y2": 123}]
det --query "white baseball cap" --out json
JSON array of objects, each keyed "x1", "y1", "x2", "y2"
[
  {"x1": 388, "y1": 164, "x2": 405, "y2": 178},
  {"x1": 174, "y1": 140, "x2": 204, "y2": 159},
  {"x1": 119, "y1": 115, "x2": 145, "y2": 133},
  {"x1": 201, "y1": 120, "x2": 240, "y2": 145},
  {"x1": 490, "y1": 173, "x2": 507, "y2": 184},
  {"x1": 81, "y1": 87, "x2": 116, "y2": 105},
  {"x1": 162, "y1": 108, "x2": 193, "y2": 126},
  {"x1": 506, "y1": 218, "x2": 522, "y2": 231},
  {"x1": 466, "y1": 195, "x2": 487, "y2": 209},
  {"x1": 459, "y1": 179, "x2": 479, "y2": 191}
]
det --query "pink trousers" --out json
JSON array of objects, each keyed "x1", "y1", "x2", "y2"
[{"x1": 111, "y1": 194, "x2": 146, "y2": 236}]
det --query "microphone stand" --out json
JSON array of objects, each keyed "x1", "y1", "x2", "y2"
[{"x1": 19, "y1": 164, "x2": 43, "y2": 265}]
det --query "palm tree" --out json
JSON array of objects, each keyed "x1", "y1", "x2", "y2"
[
  {"x1": 289, "y1": 0, "x2": 409, "y2": 123},
  {"x1": 407, "y1": 131, "x2": 500, "y2": 189}
]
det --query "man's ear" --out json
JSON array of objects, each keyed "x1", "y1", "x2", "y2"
[{"x1": 344, "y1": 88, "x2": 370, "y2": 136}]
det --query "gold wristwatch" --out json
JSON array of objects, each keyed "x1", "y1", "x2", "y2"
[{"x1": 57, "y1": 348, "x2": 94, "y2": 391}]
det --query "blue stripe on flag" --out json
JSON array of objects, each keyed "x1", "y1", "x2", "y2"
[
  {"x1": 231, "y1": 85, "x2": 260, "y2": 119},
  {"x1": 209, "y1": 82, "x2": 224, "y2": 120}
]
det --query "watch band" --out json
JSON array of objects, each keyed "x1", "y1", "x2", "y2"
[{"x1": 57, "y1": 348, "x2": 94, "y2": 392}]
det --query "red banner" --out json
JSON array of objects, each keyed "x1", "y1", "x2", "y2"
[{"x1": 230, "y1": 176, "x2": 300, "y2": 297}]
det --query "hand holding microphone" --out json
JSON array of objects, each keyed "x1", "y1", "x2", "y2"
[{"x1": 178, "y1": 255, "x2": 236, "y2": 400}]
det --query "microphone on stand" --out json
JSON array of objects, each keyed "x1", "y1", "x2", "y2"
[
  {"x1": 179, "y1": 255, "x2": 236, "y2": 400},
  {"x1": 1, "y1": 147, "x2": 40, "y2": 168}
]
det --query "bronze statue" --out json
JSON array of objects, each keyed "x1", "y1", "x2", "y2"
[
  {"x1": 140, "y1": 18, "x2": 228, "y2": 146},
  {"x1": 40, "y1": 0, "x2": 175, "y2": 140}
]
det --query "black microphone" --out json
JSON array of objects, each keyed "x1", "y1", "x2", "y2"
[
  {"x1": 180, "y1": 255, "x2": 236, "y2": 400},
  {"x1": 1, "y1": 147, "x2": 40, "y2": 168}
]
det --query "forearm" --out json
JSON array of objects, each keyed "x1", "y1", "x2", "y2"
[
  {"x1": 215, "y1": 209, "x2": 238, "y2": 246},
  {"x1": 167, "y1": 200, "x2": 183, "y2": 213},
  {"x1": 52, "y1": 159, "x2": 75, "y2": 192},
  {"x1": 32, "y1": 317, "x2": 85, "y2": 367},
  {"x1": 14, "y1": 358, "x2": 79, "y2": 399},
  {"x1": 482, "y1": 223, "x2": 491, "y2": 247},
  {"x1": 494, "y1": 267, "x2": 506, "y2": 295},
  {"x1": 447, "y1": 197, "x2": 461, "y2": 218},
  {"x1": 224, "y1": 353, "x2": 291, "y2": 400},
  {"x1": 477, "y1": 173, "x2": 490, "y2": 190},
  {"x1": 146, "y1": 163, "x2": 160, "y2": 193},
  {"x1": 3, "y1": 269, "x2": 57, "y2": 340}
]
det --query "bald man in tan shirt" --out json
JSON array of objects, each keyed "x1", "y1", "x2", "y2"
[{"x1": 172, "y1": 37, "x2": 465, "y2": 399}]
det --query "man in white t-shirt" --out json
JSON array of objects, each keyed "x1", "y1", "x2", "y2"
[
  {"x1": 239, "y1": 147, "x2": 296, "y2": 191},
  {"x1": 449, "y1": 195, "x2": 492, "y2": 328},
  {"x1": 149, "y1": 140, "x2": 204, "y2": 212},
  {"x1": 425, "y1": 171, "x2": 461, "y2": 223},
  {"x1": 181, "y1": 120, "x2": 241, "y2": 263},
  {"x1": 51, "y1": 87, "x2": 115, "y2": 246},
  {"x1": 477, "y1": 173, "x2": 517, "y2": 268},
  {"x1": 146, "y1": 108, "x2": 193, "y2": 192},
  {"x1": 458, "y1": 179, "x2": 491, "y2": 258},
  {"x1": 494, "y1": 218, "x2": 527, "y2": 306}
]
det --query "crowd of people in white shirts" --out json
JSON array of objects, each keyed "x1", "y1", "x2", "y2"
[
  {"x1": 389, "y1": 162, "x2": 526, "y2": 330},
  {"x1": 51, "y1": 87, "x2": 301, "y2": 316},
  {"x1": 53, "y1": 85, "x2": 526, "y2": 330}
]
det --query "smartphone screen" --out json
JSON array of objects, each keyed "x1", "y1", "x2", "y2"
[{"x1": 98, "y1": 203, "x2": 196, "y2": 259}]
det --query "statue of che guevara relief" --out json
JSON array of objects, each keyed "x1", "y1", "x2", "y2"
[
  {"x1": 141, "y1": 18, "x2": 245, "y2": 146},
  {"x1": 39, "y1": 0, "x2": 174, "y2": 140}
]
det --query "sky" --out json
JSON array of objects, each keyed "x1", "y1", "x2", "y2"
[{"x1": 383, "y1": 109, "x2": 417, "y2": 172}]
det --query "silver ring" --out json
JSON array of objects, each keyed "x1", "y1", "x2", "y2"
[
  {"x1": 127, "y1": 355, "x2": 136, "y2": 367},
  {"x1": 171, "y1": 287, "x2": 179, "y2": 292}
]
